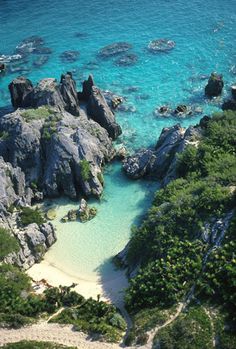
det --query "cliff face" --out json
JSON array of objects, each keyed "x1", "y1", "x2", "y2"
[{"x1": 0, "y1": 73, "x2": 121, "y2": 269}]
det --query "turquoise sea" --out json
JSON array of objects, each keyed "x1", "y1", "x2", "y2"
[{"x1": 0, "y1": 0, "x2": 236, "y2": 281}]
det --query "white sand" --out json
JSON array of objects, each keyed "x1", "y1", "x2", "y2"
[{"x1": 27, "y1": 260, "x2": 128, "y2": 306}]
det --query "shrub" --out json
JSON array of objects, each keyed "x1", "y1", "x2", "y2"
[
  {"x1": 0, "y1": 227, "x2": 19, "y2": 260},
  {"x1": 19, "y1": 207, "x2": 45, "y2": 226},
  {"x1": 80, "y1": 159, "x2": 91, "y2": 181}
]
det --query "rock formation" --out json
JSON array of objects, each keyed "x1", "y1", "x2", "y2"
[
  {"x1": 9, "y1": 73, "x2": 80, "y2": 115},
  {"x1": 205, "y1": 72, "x2": 224, "y2": 97},
  {"x1": 123, "y1": 124, "x2": 202, "y2": 185},
  {"x1": 87, "y1": 86, "x2": 122, "y2": 139}
]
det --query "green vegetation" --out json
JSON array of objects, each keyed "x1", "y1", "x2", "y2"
[
  {"x1": 41, "y1": 113, "x2": 62, "y2": 141},
  {"x1": 153, "y1": 305, "x2": 214, "y2": 349},
  {"x1": 50, "y1": 297, "x2": 126, "y2": 342},
  {"x1": 0, "y1": 265, "x2": 126, "y2": 342},
  {"x1": 125, "y1": 111, "x2": 236, "y2": 344},
  {"x1": 0, "y1": 130, "x2": 9, "y2": 140},
  {"x1": 19, "y1": 207, "x2": 45, "y2": 226},
  {"x1": 21, "y1": 107, "x2": 55, "y2": 122},
  {"x1": 0, "y1": 227, "x2": 19, "y2": 261},
  {"x1": 2, "y1": 341, "x2": 77, "y2": 349},
  {"x1": 79, "y1": 159, "x2": 91, "y2": 181}
]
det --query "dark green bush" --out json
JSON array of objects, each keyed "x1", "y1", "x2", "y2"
[
  {"x1": 0, "y1": 227, "x2": 19, "y2": 260},
  {"x1": 19, "y1": 207, "x2": 45, "y2": 226}
]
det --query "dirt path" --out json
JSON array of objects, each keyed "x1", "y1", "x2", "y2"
[{"x1": 0, "y1": 323, "x2": 121, "y2": 349}]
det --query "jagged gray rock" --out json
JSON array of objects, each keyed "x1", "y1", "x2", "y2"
[
  {"x1": 123, "y1": 124, "x2": 202, "y2": 185},
  {"x1": 87, "y1": 86, "x2": 122, "y2": 139},
  {"x1": 8, "y1": 76, "x2": 33, "y2": 108},
  {"x1": 205, "y1": 72, "x2": 224, "y2": 97},
  {"x1": 4, "y1": 222, "x2": 56, "y2": 269},
  {"x1": 0, "y1": 108, "x2": 115, "y2": 199},
  {"x1": 78, "y1": 74, "x2": 95, "y2": 101},
  {"x1": 9, "y1": 74, "x2": 80, "y2": 116}
]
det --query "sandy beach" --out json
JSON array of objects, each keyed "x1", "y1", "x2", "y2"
[{"x1": 27, "y1": 259, "x2": 129, "y2": 307}]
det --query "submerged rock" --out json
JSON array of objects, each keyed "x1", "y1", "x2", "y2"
[
  {"x1": 148, "y1": 38, "x2": 175, "y2": 53},
  {"x1": 114, "y1": 53, "x2": 138, "y2": 66},
  {"x1": 33, "y1": 47, "x2": 52, "y2": 55},
  {"x1": 33, "y1": 55, "x2": 49, "y2": 68},
  {"x1": 15, "y1": 36, "x2": 44, "y2": 55},
  {"x1": 60, "y1": 50, "x2": 80, "y2": 63},
  {"x1": 46, "y1": 208, "x2": 57, "y2": 220},
  {"x1": 205, "y1": 72, "x2": 224, "y2": 97},
  {"x1": 98, "y1": 42, "x2": 132, "y2": 58},
  {"x1": 0, "y1": 54, "x2": 22, "y2": 63}
]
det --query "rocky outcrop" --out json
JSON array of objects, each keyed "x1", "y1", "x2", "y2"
[
  {"x1": 205, "y1": 72, "x2": 224, "y2": 97},
  {"x1": 78, "y1": 74, "x2": 95, "y2": 101},
  {"x1": 60, "y1": 73, "x2": 80, "y2": 115},
  {"x1": 0, "y1": 157, "x2": 32, "y2": 209},
  {"x1": 222, "y1": 99, "x2": 236, "y2": 111},
  {"x1": 87, "y1": 86, "x2": 122, "y2": 139},
  {"x1": 9, "y1": 74, "x2": 80, "y2": 116},
  {"x1": 123, "y1": 124, "x2": 202, "y2": 185},
  {"x1": 0, "y1": 108, "x2": 115, "y2": 199},
  {"x1": 9, "y1": 76, "x2": 33, "y2": 108},
  {"x1": 4, "y1": 222, "x2": 56, "y2": 269}
]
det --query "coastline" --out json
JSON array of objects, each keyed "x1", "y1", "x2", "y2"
[{"x1": 27, "y1": 259, "x2": 129, "y2": 307}]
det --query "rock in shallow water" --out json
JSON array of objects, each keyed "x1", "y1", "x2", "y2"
[
  {"x1": 148, "y1": 38, "x2": 175, "y2": 53},
  {"x1": 15, "y1": 36, "x2": 44, "y2": 55},
  {"x1": 60, "y1": 50, "x2": 80, "y2": 63},
  {"x1": 114, "y1": 53, "x2": 138, "y2": 66},
  {"x1": 98, "y1": 42, "x2": 132, "y2": 58},
  {"x1": 205, "y1": 72, "x2": 224, "y2": 97}
]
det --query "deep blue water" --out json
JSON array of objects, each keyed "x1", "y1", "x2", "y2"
[{"x1": 0, "y1": 0, "x2": 236, "y2": 283}]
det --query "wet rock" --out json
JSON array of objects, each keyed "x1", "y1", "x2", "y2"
[
  {"x1": 205, "y1": 72, "x2": 224, "y2": 97},
  {"x1": 117, "y1": 103, "x2": 136, "y2": 113},
  {"x1": 231, "y1": 85, "x2": 236, "y2": 99},
  {"x1": 33, "y1": 55, "x2": 49, "y2": 68},
  {"x1": 174, "y1": 104, "x2": 192, "y2": 117},
  {"x1": 135, "y1": 94, "x2": 150, "y2": 101},
  {"x1": 98, "y1": 42, "x2": 132, "y2": 58},
  {"x1": 78, "y1": 198, "x2": 97, "y2": 222},
  {"x1": 60, "y1": 50, "x2": 80, "y2": 63},
  {"x1": 8, "y1": 76, "x2": 34, "y2": 108},
  {"x1": 122, "y1": 86, "x2": 139, "y2": 93},
  {"x1": 222, "y1": 99, "x2": 236, "y2": 111},
  {"x1": 15, "y1": 36, "x2": 44, "y2": 55},
  {"x1": 199, "y1": 115, "x2": 211, "y2": 129},
  {"x1": 115, "y1": 145, "x2": 127, "y2": 159},
  {"x1": 68, "y1": 209, "x2": 78, "y2": 221},
  {"x1": 87, "y1": 86, "x2": 122, "y2": 139},
  {"x1": 8, "y1": 66, "x2": 31, "y2": 75},
  {"x1": 0, "y1": 54, "x2": 23, "y2": 63},
  {"x1": 78, "y1": 74, "x2": 95, "y2": 101},
  {"x1": 33, "y1": 47, "x2": 52, "y2": 55},
  {"x1": 0, "y1": 63, "x2": 6, "y2": 72},
  {"x1": 74, "y1": 32, "x2": 88, "y2": 38},
  {"x1": 153, "y1": 105, "x2": 171, "y2": 117},
  {"x1": 148, "y1": 38, "x2": 175, "y2": 53},
  {"x1": 102, "y1": 90, "x2": 124, "y2": 110},
  {"x1": 114, "y1": 53, "x2": 138, "y2": 66}
]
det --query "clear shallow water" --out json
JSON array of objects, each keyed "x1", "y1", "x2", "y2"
[
  {"x1": 0, "y1": 0, "x2": 235, "y2": 280},
  {"x1": 44, "y1": 162, "x2": 157, "y2": 282}
]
